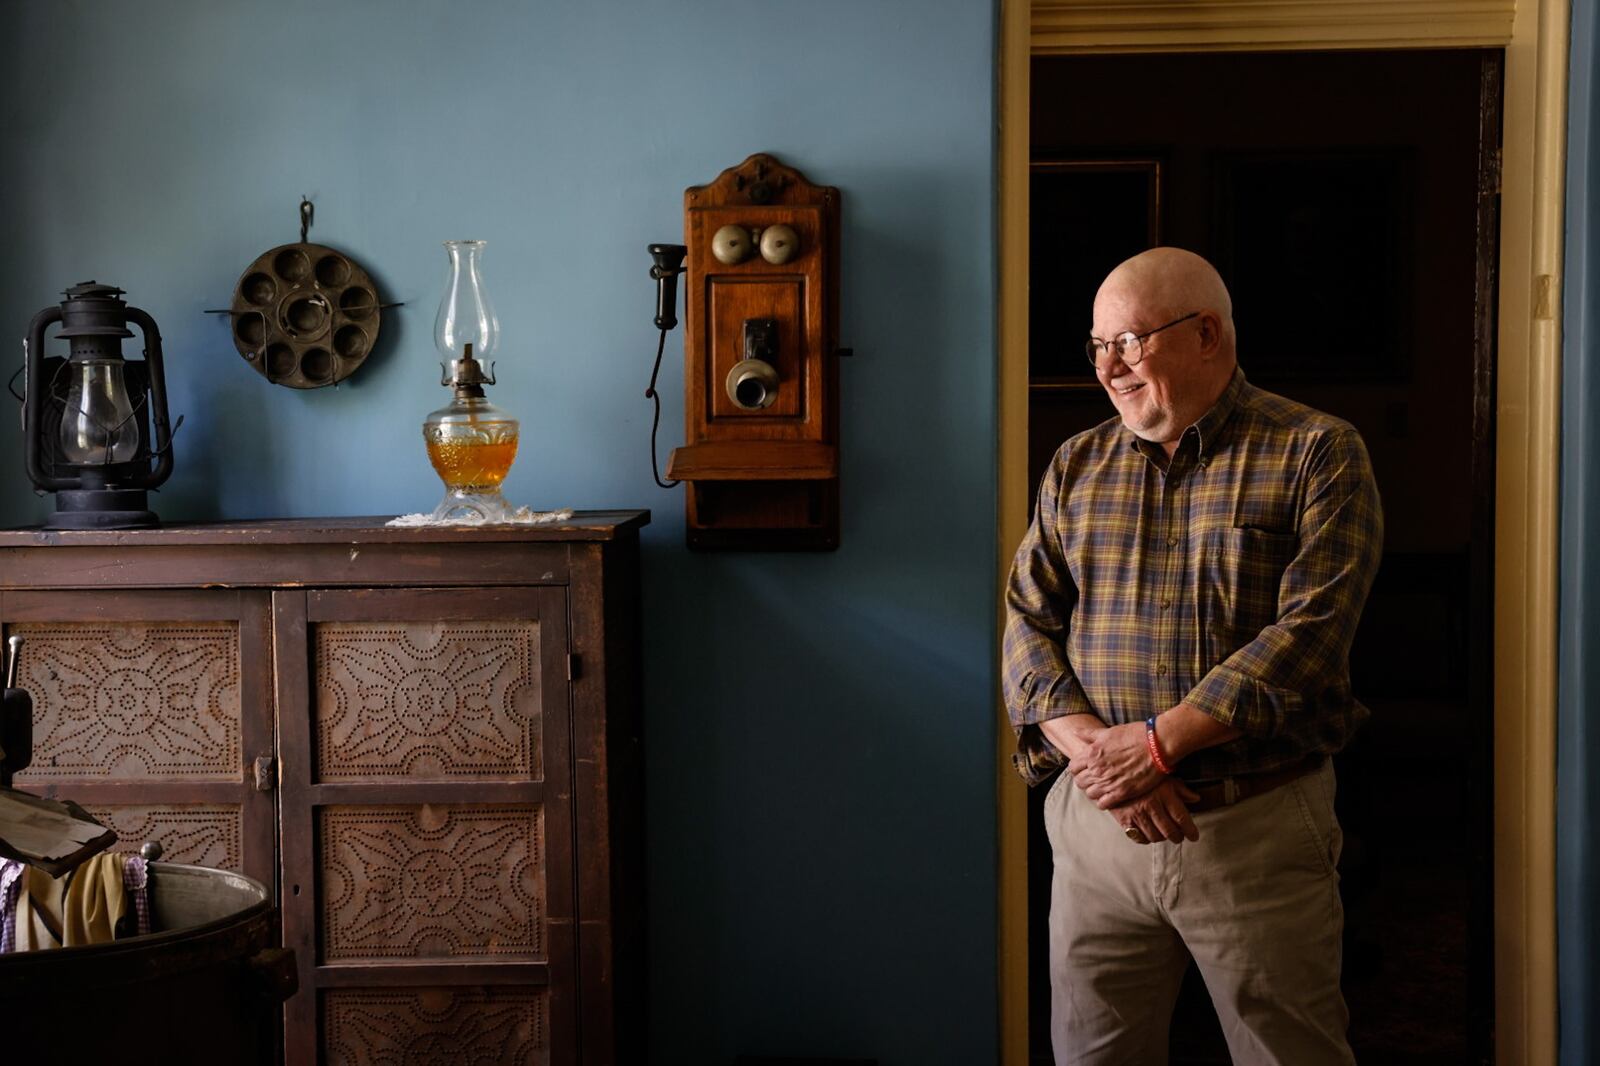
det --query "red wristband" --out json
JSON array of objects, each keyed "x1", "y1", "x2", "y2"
[{"x1": 1145, "y1": 715, "x2": 1175, "y2": 775}]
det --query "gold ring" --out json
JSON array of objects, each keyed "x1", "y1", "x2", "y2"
[{"x1": 1124, "y1": 826, "x2": 1147, "y2": 844}]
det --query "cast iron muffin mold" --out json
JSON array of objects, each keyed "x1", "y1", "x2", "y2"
[{"x1": 227, "y1": 241, "x2": 384, "y2": 389}]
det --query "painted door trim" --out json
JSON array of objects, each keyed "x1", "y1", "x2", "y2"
[{"x1": 1031, "y1": 0, "x2": 1517, "y2": 53}]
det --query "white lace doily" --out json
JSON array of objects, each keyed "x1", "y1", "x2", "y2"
[{"x1": 386, "y1": 507, "x2": 575, "y2": 527}]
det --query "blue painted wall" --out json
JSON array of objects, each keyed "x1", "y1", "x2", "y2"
[
  {"x1": 0, "y1": 2, "x2": 999, "y2": 1062},
  {"x1": 1564, "y1": 1, "x2": 1600, "y2": 1059}
]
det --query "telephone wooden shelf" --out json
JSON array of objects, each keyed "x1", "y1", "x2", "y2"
[{"x1": 665, "y1": 440, "x2": 837, "y2": 481}]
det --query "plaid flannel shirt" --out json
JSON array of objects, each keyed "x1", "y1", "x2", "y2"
[{"x1": 1003, "y1": 370, "x2": 1383, "y2": 786}]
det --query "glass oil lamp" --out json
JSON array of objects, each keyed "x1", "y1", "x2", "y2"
[{"x1": 423, "y1": 240, "x2": 520, "y2": 522}]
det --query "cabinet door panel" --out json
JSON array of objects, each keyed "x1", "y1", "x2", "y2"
[
  {"x1": 277, "y1": 587, "x2": 573, "y2": 1065},
  {"x1": 314, "y1": 620, "x2": 543, "y2": 781},
  {"x1": 13, "y1": 621, "x2": 240, "y2": 778},
  {"x1": 322, "y1": 987, "x2": 549, "y2": 1066},
  {"x1": 75, "y1": 803, "x2": 245, "y2": 870},
  {"x1": 319, "y1": 803, "x2": 546, "y2": 963},
  {"x1": 0, "y1": 590, "x2": 276, "y2": 886}
]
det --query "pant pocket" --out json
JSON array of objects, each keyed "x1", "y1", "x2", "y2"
[
  {"x1": 1044, "y1": 768, "x2": 1072, "y2": 852},
  {"x1": 1288, "y1": 773, "x2": 1340, "y2": 878}
]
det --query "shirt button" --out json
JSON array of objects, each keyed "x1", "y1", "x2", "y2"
[
  {"x1": 1161, "y1": 598, "x2": 1172, "y2": 610},
  {"x1": 1166, "y1": 536, "x2": 1178, "y2": 547},
  {"x1": 1156, "y1": 664, "x2": 1168, "y2": 676}
]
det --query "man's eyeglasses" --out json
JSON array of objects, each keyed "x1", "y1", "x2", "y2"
[{"x1": 1085, "y1": 311, "x2": 1201, "y2": 370}]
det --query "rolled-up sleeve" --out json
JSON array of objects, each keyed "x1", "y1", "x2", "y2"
[
  {"x1": 1183, "y1": 428, "x2": 1384, "y2": 737},
  {"x1": 1003, "y1": 455, "x2": 1099, "y2": 785}
]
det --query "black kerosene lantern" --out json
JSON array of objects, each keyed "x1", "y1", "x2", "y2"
[{"x1": 23, "y1": 282, "x2": 175, "y2": 529}]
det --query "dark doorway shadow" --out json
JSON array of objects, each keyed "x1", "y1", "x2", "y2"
[{"x1": 1025, "y1": 47, "x2": 1500, "y2": 1065}]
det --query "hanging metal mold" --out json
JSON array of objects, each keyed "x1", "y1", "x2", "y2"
[{"x1": 212, "y1": 199, "x2": 401, "y2": 389}]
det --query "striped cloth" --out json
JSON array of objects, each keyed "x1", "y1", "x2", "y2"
[
  {"x1": 0, "y1": 858, "x2": 23, "y2": 952},
  {"x1": 0, "y1": 853, "x2": 148, "y2": 951},
  {"x1": 122, "y1": 854, "x2": 149, "y2": 937},
  {"x1": 1003, "y1": 369, "x2": 1384, "y2": 786}
]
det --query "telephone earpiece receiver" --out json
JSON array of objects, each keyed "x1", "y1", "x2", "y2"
[
  {"x1": 646, "y1": 153, "x2": 844, "y2": 551},
  {"x1": 648, "y1": 244, "x2": 687, "y2": 330}
]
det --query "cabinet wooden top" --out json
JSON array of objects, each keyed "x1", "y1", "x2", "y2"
[{"x1": 0, "y1": 511, "x2": 651, "y2": 547}]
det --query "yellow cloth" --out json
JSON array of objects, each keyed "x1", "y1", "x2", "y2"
[
  {"x1": 15, "y1": 865, "x2": 59, "y2": 951},
  {"x1": 62, "y1": 852, "x2": 129, "y2": 946},
  {"x1": 13, "y1": 853, "x2": 128, "y2": 950}
]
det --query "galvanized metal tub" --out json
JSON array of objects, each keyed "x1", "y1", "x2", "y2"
[{"x1": 0, "y1": 862, "x2": 292, "y2": 1061}]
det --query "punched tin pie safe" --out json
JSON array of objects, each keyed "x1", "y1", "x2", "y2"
[{"x1": 0, "y1": 514, "x2": 648, "y2": 1065}]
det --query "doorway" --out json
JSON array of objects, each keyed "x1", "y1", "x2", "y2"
[{"x1": 1023, "y1": 49, "x2": 1500, "y2": 1063}]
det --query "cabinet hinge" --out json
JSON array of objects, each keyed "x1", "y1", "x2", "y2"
[
  {"x1": 253, "y1": 754, "x2": 276, "y2": 792},
  {"x1": 567, "y1": 653, "x2": 582, "y2": 681}
]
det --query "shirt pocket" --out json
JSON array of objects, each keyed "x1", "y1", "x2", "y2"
[{"x1": 1196, "y1": 526, "x2": 1297, "y2": 655}]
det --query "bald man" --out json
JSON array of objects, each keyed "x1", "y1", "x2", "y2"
[{"x1": 1003, "y1": 248, "x2": 1383, "y2": 1065}]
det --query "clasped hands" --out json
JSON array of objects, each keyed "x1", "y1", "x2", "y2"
[{"x1": 1042, "y1": 716, "x2": 1200, "y2": 845}]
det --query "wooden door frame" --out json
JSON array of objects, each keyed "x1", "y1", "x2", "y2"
[{"x1": 995, "y1": 3, "x2": 1568, "y2": 1064}]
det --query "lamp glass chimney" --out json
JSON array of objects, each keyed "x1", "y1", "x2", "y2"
[
  {"x1": 60, "y1": 359, "x2": 139, "y2": 464},
  {"x1": 434, "y1": 240, "x2": 499, "y2": 360}
]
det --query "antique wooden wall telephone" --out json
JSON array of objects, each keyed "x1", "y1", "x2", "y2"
[{"x1": 646, "y1": 154, "x2": 844, "y2": 550}]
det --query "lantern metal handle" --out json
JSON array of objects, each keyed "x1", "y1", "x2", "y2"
[{"x1": 124, "y1": 306, "x2": 174, "y2": 485}]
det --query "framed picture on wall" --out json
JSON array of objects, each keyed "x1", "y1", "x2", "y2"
[
  {"x1": 1029, "y1": 157, "x2": 1162, "y2": 387},
  {"x1": 1211, "y1": 149, "x2": 1415, "y2": 383}
]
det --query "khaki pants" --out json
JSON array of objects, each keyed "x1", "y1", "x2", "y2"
[{"x1": 1045, "y1": 760, "x2": 1354, "y2": 1066}]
